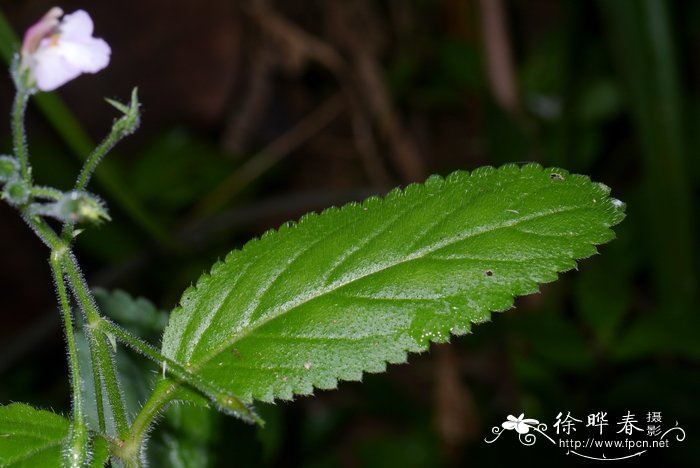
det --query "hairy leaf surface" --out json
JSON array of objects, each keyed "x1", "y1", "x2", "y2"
[
  {"x1": 0, "y1": 403, "x2": 108, "y2": 467},
  {"x1": 162, "y1": 164, "x2": 625, "y2": 403}
]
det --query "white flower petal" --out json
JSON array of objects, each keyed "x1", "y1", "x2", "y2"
[
  {"x1": 58, "y1": 38, "x2": 111, "y2": 73},
  {"x1": 59, "y1": 10, "x2": 94, "y2": 40},
  {"x1": 22, "y1": 9, "x2": 110, "y2": 91},
  {"x1": 31, "y1": 49, "x2": 81, "y2": 91}
]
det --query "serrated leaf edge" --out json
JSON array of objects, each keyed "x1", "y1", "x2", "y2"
[{"x1": 164, "y1": 163, "x2": 625, "y2": 403}]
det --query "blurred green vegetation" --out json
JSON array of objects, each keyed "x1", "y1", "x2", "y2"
[{"x1": 0, "y1": 0, "x2": 698, "y2": 466}]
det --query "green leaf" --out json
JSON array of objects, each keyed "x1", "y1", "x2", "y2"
[
  {"x1": 0, "y1": 404, "x2": 67, "y2": 467},
  {"x1": 161, "y1": 164, "x2": 624, "y2": 404},
  {"x1": 0, "y1": 403, "x2": 108, "y2": 467}
]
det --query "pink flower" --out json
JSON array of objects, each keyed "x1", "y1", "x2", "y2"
[
  {"x1": 20, "y1": 8, "x2": 110, "y2": 91},
  {"x1": 502, "y1": 413, "x2": 539, "y2": 434}
]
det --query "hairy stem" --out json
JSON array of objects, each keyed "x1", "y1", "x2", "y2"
[
  {"x1": 101, "y1": 313, "x2": 262, "y2": 464},
  {"x1": 22, "y1": 214, "x2": 62, "y2": 249},
  {"x1": 97, "y1": 317, "x2": 260, "y2": 422},
  {"x1": 22, "y1": 216, "x2": 120, "y2": 440},
  {"x1": 30, "y1": 185, "x2": 63, "y2": 200},
  {"x1": 11, "y1": 87, "x2": 31, "y2": 183},
  {"x1": 62, "y1": 252, "x2": 130, "y2": 440},
  {"x1": 61, "y1": 128, "x2": 124, "y2": 243},
  {"x1": 88, "y1": 331, "x2": 107, "y2": 434},
  {"x1": 116, "y1": 379, "x2": 176, "y2": 466},
  {"x1": 74, "y1": 126, "x2": 126, "y2": 193},
  {"x1": 49, "y1": 253, "x2": 89, "y2": 467}
]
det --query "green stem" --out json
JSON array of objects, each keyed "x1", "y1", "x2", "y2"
[
  {"x1": 11, "y1": 87, "x2": 31, "y2": 183},
  {"x1": 31, "y1": 186, "x2": 63, "y2": 200},
  {"x1": 49, "y1": 253, "x2": 89, "y2": 466},
  {"x1": 119, "y1": 381, "x2": 261, "y2": 464},
  {"x1": 88, "y1": 331, "x2": 107, "y2": 434},
  {"x1": 49, "y1": 255, "x2": 83, "y2": 416},
  {"x1": 97, "y1": 317, "x2": 259, "y2": 422},
  {"x1": 117, "y1": 379, "x2": 176, "y2": 465},
  {"x1": 22, "y1": 212, "x2": 130, "y2": 460},
  {"x1": 23, "y1": 214, "x2": 62, "y2": 249},
  {"x1": 74, "y1": 127, "x2": 125, "y2": 193},
  {"x1": 108, "y1": 318, "x2": 262, "y2": 463},
  {"x1": 62, "y1": 252, "x2": 130, "y2": 440},
  {"x1": 88, "y1": 331, "x2": 127, "y2": 434},
  {"x1": 21, "y1": 216, "x2": 111, "y2": 438},
  {"x1": 61, "y1": 125, "x2": 128, "y2": 243}
]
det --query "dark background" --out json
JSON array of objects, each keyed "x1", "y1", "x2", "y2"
[{"x1": 0, "y1": 0, "x2": 698, "y2": 466}]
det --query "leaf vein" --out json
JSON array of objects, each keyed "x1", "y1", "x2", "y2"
[
  {"x1": 247, "y1": 331, "x2": 397, "y2": 342},
  {"x1": 244, "y1": 217, "x2": 356, "y2": 330},
  {"x1": 193, "y1": 204, "x2": 584, "y2": 368},
  {"x1": 181, "y1": 260, "x2": 255, "y2": 359},
  {"x1": 320, "y1": 205, "x2": 409, "y2": 286}
]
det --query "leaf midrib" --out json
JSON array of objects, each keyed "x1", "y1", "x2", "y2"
[{"x1": 189, "y1": 204, "x2": 590, "y2": 370}]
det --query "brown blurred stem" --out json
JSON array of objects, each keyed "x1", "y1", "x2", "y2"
[
  {"x1": 434, "y1": 344, "x2": 478, "y2": 463},
  {"x1": 190, "y1": 93, "x2": 345, "y2": 219},
  {"x1": 478, "y1": 0, "x2": 520, "y2": 115}
]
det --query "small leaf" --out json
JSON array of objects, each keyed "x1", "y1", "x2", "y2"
[
  {"x1": 106, "y1": 87, "x2": 141, "y2": 136},
  {"x1": 161, "y1": 164, "x2": 624, "y2": 404},
  {"x1": 0, "y1": 403, "x2": 108, "y2": 467},
  {"x1": 0, "y1": 403, "x2": 68, "y2": 466}
]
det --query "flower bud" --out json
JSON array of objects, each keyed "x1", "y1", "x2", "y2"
[
  {"x1": 31, "y1": 191, "x2": 110, "y2": 225},
  {"x1": 106, "y1": 87, "x2": 141, "y2": 136},
  {"x1": 2, "y1": 177, "x2": 30, "y2": 205},
  {"x1": 0, "y1": 156, "x2": 19, "y2": 183}
]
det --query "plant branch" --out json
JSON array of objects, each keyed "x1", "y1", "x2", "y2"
[
  {"x1": 19, "y1": 214, "x2": 99, "y2": 463},
  {"x1": 49, "y1": 253, "x2": 90, "y2": 466},
  {"x1": 62, "y1": 252, "x2": 130, "y2": 440},
  {"x1": 88, "y1": 331, "x2": 107, "y2": 434},
  {"x1": 96, "y1": 316, "x2": 260, "y2": 423},
  {"x1": 11, "y1": 87, "x2": 31, "y2": 183},
  {"x1": 30, "y1": 185, "x2": 63, "y2": 200},
  {"x1": 109, "y1": 314, "x2": 263, "y2": 464},
  {"x1": 73, "y1": 131, "x2": 122, "y2": 193},
  {"x1": 116, "y1": 379, "x2": 177, "y2": 465},
  {"x1": 75, "y1": 88, "x2": 140, "y2": 193},
  {"x1": 21, "y1": 206, "x2": 113, "y2": 440},
  {"x1": 22, "y1": 213, "x2": 62, "y2": 249}
]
